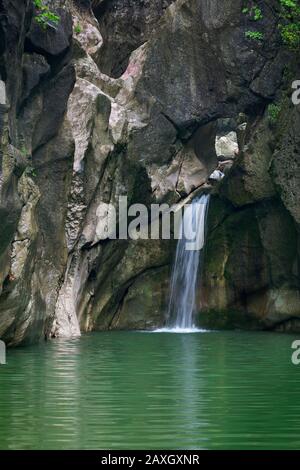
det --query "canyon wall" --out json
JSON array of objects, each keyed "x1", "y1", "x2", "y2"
[{"x1": 0, "y1": 0, "x2": 299, "y2": 345}]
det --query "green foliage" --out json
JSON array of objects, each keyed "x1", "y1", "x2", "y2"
[
  {"x1": 74, "y1": 24, "x2": 82, "y2": 34},
  {"x1": 242, "y1": 0, "x2": 300, "y2": 49},
  {"x1": 25, "y1": 166, "x2": 37, "y2": 178},
  {"x1": 242, "y1": 3, "x2": 263, "y2": 21},
  {"x1": 279, "y1": 22, "x2": 300, "y2": 48},
  {"x1": 243, "y1": 3, "x2": 264, "y2": 41},
  {"x1": 278, "y1": 0, "x2": 300, "y2": 49},
  {"x1": 253, "y1": 7, "x2": 263, "y2": 21},
  {"x1": 282, "y1": 65, "x2": 294, "y2": 85},
  {"x1": 19, "y1": 146, "x2": 28, "y2": 157},
  {"x1": 245, "y1": 30, "x2": 264, "y2": 40},
  {"x1": 33, "y1": 0, "x2": 60, "y2": 30},
  {"x1": 267, "y1": 103, "x2": 281, "y2": 124},
  {"x1": 280, "y1": 0, "x2": 299, "y2": 9}
]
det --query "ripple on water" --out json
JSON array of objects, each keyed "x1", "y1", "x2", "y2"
[{"x1": 0, "y1": 330, "x2": 300, "y2": 450}]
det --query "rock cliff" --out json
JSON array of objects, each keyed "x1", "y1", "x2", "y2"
[{"x1": 0, "y1": 0, "x2": 299, "y2": 345}]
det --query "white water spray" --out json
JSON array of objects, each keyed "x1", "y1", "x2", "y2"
[{"x1": 167, "y1": 194, "x2": 210, "y2": 332}]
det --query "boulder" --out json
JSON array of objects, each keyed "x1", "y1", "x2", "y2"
[{"x1": 27, "y1": 7, "x2": 73, "y2": 57}]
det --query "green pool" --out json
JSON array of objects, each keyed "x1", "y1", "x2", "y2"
[{"x1": 0, "y1": 330, "x2": 300, "y2": 450}]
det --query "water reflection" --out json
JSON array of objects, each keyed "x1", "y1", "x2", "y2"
[{"x1": 0, "y1": 331, "x2": 300, "y2": 449}]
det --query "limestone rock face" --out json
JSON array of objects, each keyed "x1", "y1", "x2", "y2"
[
  {"x1": 0, "y1": 0, "x2": 75, "y2": 345},
  {"x1": 220, "y1": 116, "x2": 276, "y2": 206},
  {"x1": 201, "y1": 197, "x2": 299, "y2": 330},
  {"x1": 215, "y1": 132, "x2": 238, "y2": 161},
  {"x1": 93, "y1": 0, "x2": 175, "y2": 77},
  {"x1": 272, "y1": 104, "x2": 300, "y2": 226},
  {"x1": 201, "y1": 97, "x2": 300, "y2": 331},
  {"x1": 0, "y1": 0, "x2": 299, "y2": 344}
]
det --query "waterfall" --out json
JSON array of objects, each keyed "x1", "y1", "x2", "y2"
[{"x1": 167, "y1": 194, "x2": 210, "y2": 332}]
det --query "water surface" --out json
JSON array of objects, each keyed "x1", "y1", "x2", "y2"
[{"x1": 0, "y1": 330, "x2": 300, "y2": 450}]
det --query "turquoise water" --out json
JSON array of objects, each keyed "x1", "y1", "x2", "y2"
[{"x1": 0, "y1": 330, "x2": 300, "y2": 450}]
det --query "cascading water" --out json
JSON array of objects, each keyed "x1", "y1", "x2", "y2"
[{"x1": 167, "y1": 194, "x2": 210, "y2": 332}]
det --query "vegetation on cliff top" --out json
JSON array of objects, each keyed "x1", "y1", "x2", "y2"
[{"x1": 33, "y1": 0, "x2": 60, "y2": 30}]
